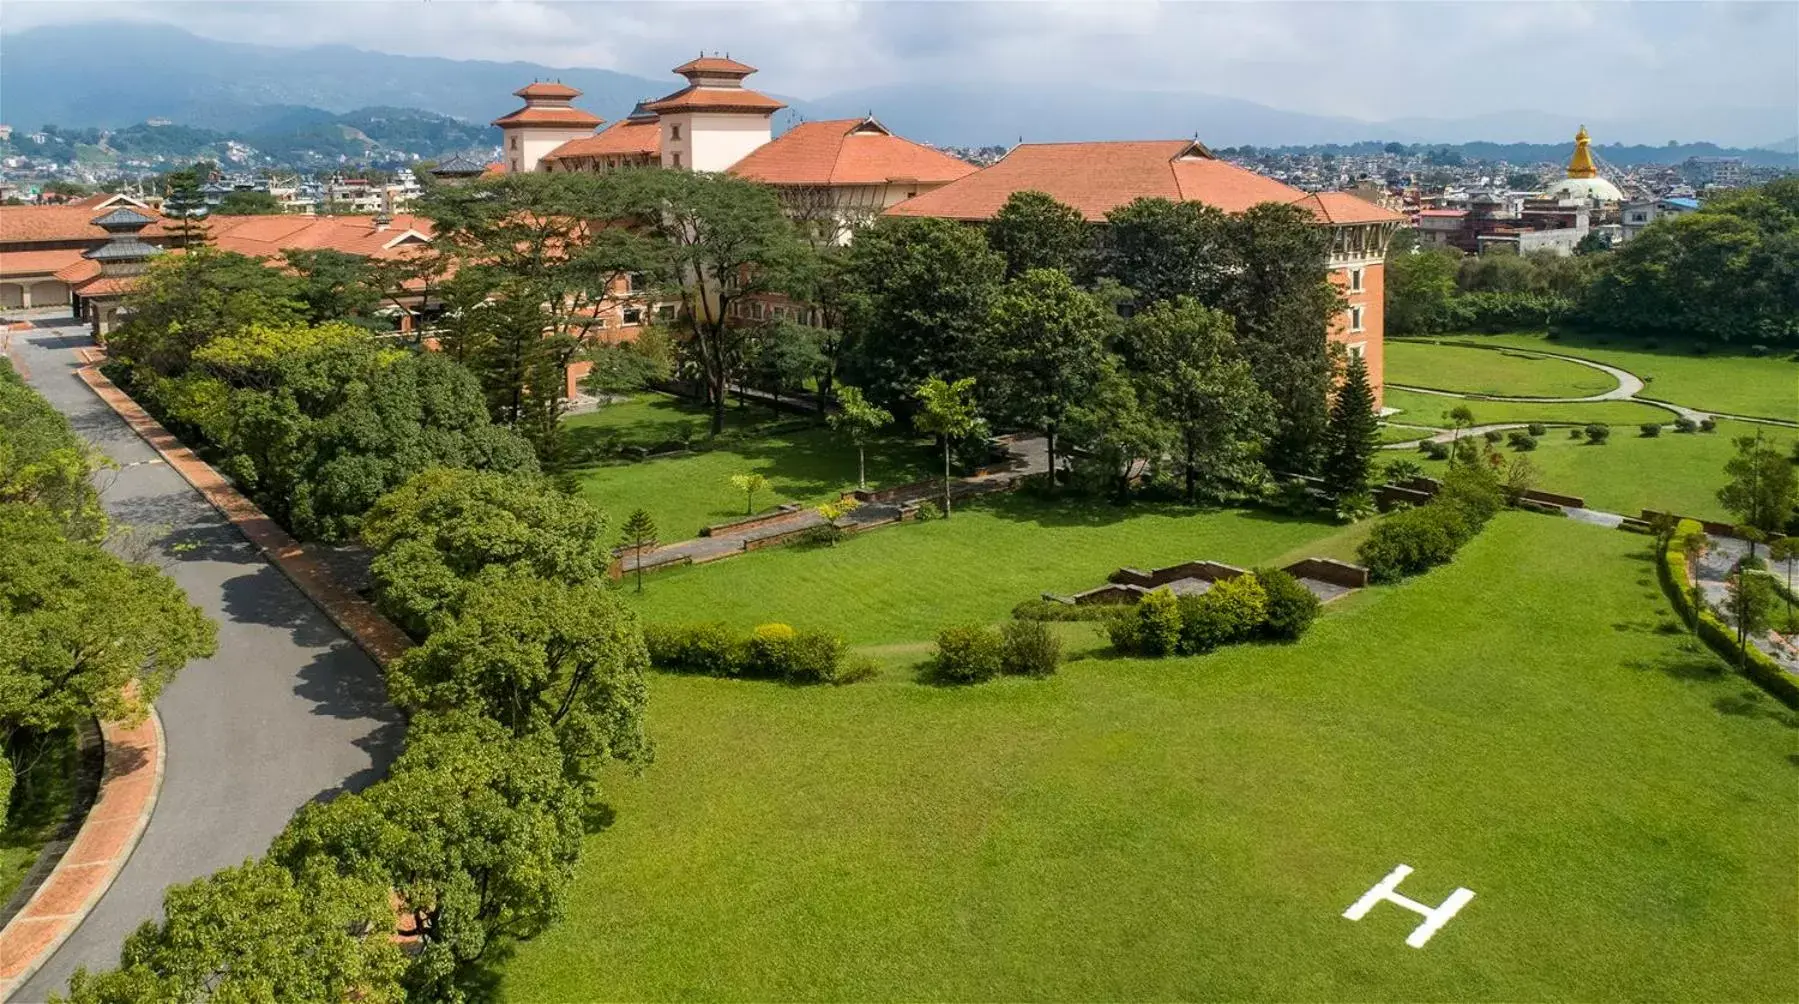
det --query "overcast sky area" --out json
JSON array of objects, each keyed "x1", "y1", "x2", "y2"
[{"x1": 5, "y1": 0, "x2": 1796, "y2": 124}]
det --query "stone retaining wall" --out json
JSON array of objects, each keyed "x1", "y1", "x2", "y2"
[{"x1": 1281, "y1": 557, "x2": 1370, "y2": 589}]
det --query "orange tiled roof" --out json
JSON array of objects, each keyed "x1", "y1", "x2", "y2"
[
  {"x1": 1290, "y1": 191, "x2": 1407, "y2": 225},
  {"x1": 71, "y1": 274, "x2": 141, "y2": 297},
  {"x1": 728, "y1": 118, "x2": 976, "y2": 187},
  {"x1": 482, "y1": 162, "x2": 506, "y2": 176},
  {"x1": 0, "y1": 204, "x2": 171, "y2": 244},
  {"x1": 0, "y1": 247, "x2": 87, "y2": 277},
  {"x1": 673, "y1": 55, "x2": 758, "y2": 76},
  {"x1": 885, "y1": 140, "x2": 1316, "y2": 222},
  {"x1": 543, "y1": 119, "x2": 662, "y2": 162},
  {"x1": 492, "y1": 104, "x2": 604, "y2": 129},
  {"x1": 206, "y1": 214, "x2": 435, "y2": 261},
  {"x1": 514, "y1": 81, "x2": 582, "y2": 99},
  {"x1": 645, "y1": 85, "x2": 785, "y2": 115},
  {"x1": 54, "y1": 258, "x2": 102, "y2": 284}
]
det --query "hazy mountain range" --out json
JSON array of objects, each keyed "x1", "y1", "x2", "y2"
[{"x1": 3, "y1": 22, "x2": 1794, "y2": 151}]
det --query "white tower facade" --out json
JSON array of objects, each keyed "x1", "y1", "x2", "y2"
[
  {"x1": 492, "y1": 82, "x2": 603, "y2": 174},
  {"x1": 646, "y1": 56, "x2": 785, "y2": 172}
]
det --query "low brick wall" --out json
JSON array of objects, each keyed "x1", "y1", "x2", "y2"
[
  {"x1": 699, "y1": 503, "x2": 806, "y2": 538},
  {"x1": 1073, "y1": 583, "x2": 1147, "y2": 605},
  {"x1": 1642, "y1": 509, "x2": 1786, "y2": 542},
  {"x1": 1282, "y1": 558, "x2": 1370, "y2": 589},
  {"x1": 1111, "y1": 560, "x2": 1246, "y2": 589},
  {"x1": 1521, "y1": 487, "x2": 1586, "y2": 508}
]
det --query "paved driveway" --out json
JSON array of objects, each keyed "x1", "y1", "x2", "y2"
[{"x1": 7, "y1": 324, "x2": 398, "y2": 1002}]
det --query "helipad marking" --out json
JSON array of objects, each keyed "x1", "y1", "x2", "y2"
[{"x1": 1343, "y1": 864, "x2": 1474, "y2": 948}]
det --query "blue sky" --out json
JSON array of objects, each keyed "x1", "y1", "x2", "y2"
[{"x1": 6, "y1": 1, "x2": 1796, "y2": 124}]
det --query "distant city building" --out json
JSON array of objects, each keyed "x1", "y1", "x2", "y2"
[
  {"x1": 1619, "y1": 196, "x2": 1700, "y2": 242},
  {"x1": 1681, "y1": 156, "x2": 1745, "y2": 188}
]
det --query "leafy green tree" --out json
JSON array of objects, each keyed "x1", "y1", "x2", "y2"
[
  {"x1": 1101, "y1": 197, "x2": 1234, "y2": 307},
  {"x1": 112, "y1": 249, "x2": 305, "y2": 378},
  {"x1": 617, "y1": 169, "x2": 807, "y2": 437},
  {"x1": 361, "y1": 468, "x2": 606, "y2": 637},
  {"x1": 189, "y1": 321, "x2": 368, "y2": 390},
  {"x1": 215, "y1": 190, "x2": 284, "y2": 215},
  {"x1": 1384, "y1": 247, "x2": 1461, "y2": 335},
  {"x1": 1123, "y1": 298, "x2": 1271, "y2": 503},
  {"x1": 1, "y1": 505, "x2": 216, "y2": 817},
  {"x1": 981, "y1": 268, "x2": 1116, "y2": 487},
  {"x1": 0, "y1": 360, "x2": 111, "y2": 542},
  {"x1": 1726, "y1": 562, "x2": 1776, "y2": 663},
  {"x1": 383, "y1": 576, "x2": 651, "y2": 790},
  {"x1": 827, "y1": 386, "x2": 892, "y2": 490},
  {"x1": 1768, "y1": 536, "x2": 1798, "y2": 625},
  {"x1": 159, "y1": 169, "x2": 211, "y2": 247},
  {"x1": 283, "y1": 248, "x2": 385, "y2": 328},
  {"x1": 987, "y1": 190, "x2": 1091, "y2": 280},
  {"x1": 748, "y1": 320, "x2": 827, "y2": 408},
  {"x1": 1063, "y1": 363, "x2": 1168, "y2": 502},
  {"x1": 1322, "y1": 352, "x2": 1381, "y2": 500},
  {"x1": 420, "y1": 171, "x2": 661, "y2": 454},
  {"x1": 618, "y1": 508, "x2": 658, "y2": 594},
  {"x1": 729, "y1": 472, "x2": 770, "y2": 515},
  {"x1": 912, "y1": 376, "x2": 981, "y2": 516},
  {"x1": 270, "y1": 713, "x2": 585, "y2": 999},
  {"x1": 579, "y1": 340, "x2": 670, "y2": 406},
  {"x1": 841, "y1": 217, "x2": 1005, "y2": 418},
  {"x1": 1717, "y1": 430, "x2": 1797, "y2": 560},
  {"x1": 60, "y1": 860, "x2": 405, "y2": 1004},
  {"x1": 1217, "y1": 202, "x2": 1341, "y2": 474},
  {"x1": 1681, "y1": 530, "x2": 1710, "y2": 635},
  {"x1": 1445, "y1": 404, "x2": 1476, "y2": 459}
]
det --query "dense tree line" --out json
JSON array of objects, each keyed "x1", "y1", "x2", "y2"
[
  {"x1": 1387, "y1": 179, "x2": 1799, "y2": 346},
  {"x1": 0, "y1": 361, "x2": 215, "y2": 844}
]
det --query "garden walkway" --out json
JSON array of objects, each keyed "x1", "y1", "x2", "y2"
[
  {"x1": 1690, "y1": 535, "x2": 1799, "y2": 673},
  {"x1": 1386, "y1": 345, "x2": 1798, "y2": 431},
  {"x1": 622, "y1": 436, "x2": 1049, "y2": 572}
]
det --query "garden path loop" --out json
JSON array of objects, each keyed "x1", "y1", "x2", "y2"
[{"x1": 1387, "y1": 344, "x2": 1798, "y2": 429}]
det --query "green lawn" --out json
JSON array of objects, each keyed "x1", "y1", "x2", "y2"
[
  {"x1": 624, "y1": 494, "x2": 1359, "y2": 646},
  {"x1": 1409, "y1": 332, "x2": 1799, "y2": 422},
  {"x1": 1419, "y1": 419, "x2": 1799, "y2": 522},
  {"x1": 1379, "y1": 423, "x2": 1438, "y2": 444},
  {"x1": 1387, "y1": 341, "x2": 1616, "y2": 398},
  {"x1": 0, "y1": 730, "x2": 82, "y2": 905},
  {"x1": 495, "y1": 514, "x2": 1797, "y2": 1001},
  {"x1": 1383, "y1": 388, "x2": 1673, "y2": 429},
  {"x1": 564, "y1": 393, "x2": 802, "y2": 457},
  {"x1": 568, "y1": 394, "x2": 938, "y2": 539}
]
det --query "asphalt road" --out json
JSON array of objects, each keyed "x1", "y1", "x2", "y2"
[{"x1": 8, "y1": 323, "x2": 399, "y2": 1002}]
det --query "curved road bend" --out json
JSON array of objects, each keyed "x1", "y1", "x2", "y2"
[{"x1": 8, "y1": 323, "x2": 399, "y2": 1003}]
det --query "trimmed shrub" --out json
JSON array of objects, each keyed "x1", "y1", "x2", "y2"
[
  {"x1": 1012, "y1": 598, "x2": 1110, "y2": 622},
  {"x1": 1674, "y1": 416, "x2": 1698, "y2": 433},
  {"x1": 1176, "y1": 576, "x2": 1268, "y2": 654},
  {"x1": 1135, "y1": 589, "x2": 1183, "y2": 657},
  {"x1": 999, "y1": 620, "x2": 1061, "y2": 678},
  {"x1": 1568, "y1": 427, "x2": 1586, "y2": 440},
  {"x1": 645, "y1": 622, "x2": 855, "y2": 683},
  {"x1": 1527, "y1": 422, "x2": 1548, "y2": 436},
  {"x1": 1103, "y1": 608, "x2": 1143, "y2": 654},
  {"x1": 643, "y1": 621, "x2": 746, "y2": 677},
  {"x1": 1482, "y1": 429, "x2": 1504, "y2": 444},
  {"x1": 1639, "y1": 422, "x2": 1662, "y2": 437},
  {"x1": 1699, "y1": 417, "x2": 1717, "y2": 432},
  {"x1": 1506, "y1": 431, "x2": 1537, "y2": 451},
  {"x1": 786, "y1": 630, "x2": 851, "y2": 684},
  {"x1": 932, "y1": 624, "x2": 1003, "y2": 683},
  {"x1": 1584, "y1": 423, "x2": 1611, "y2": 444},
  {"x1": 912, "y1": 500, "x2": 943, "y2": 521},
  {"x1": 1358, "y1": 504, "x2": 1467, "y2": 582},
  {"x1": 1421, "y1": 441, "x2": 1450, "y2": 461},
  {"x1": 1255, "y1": 568, "x2": 1321, "y2": 641}
]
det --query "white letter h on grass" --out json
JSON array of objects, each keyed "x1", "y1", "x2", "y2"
[{"x1": 1343, "y1": 864, "x2": 1474, "y2": 948}]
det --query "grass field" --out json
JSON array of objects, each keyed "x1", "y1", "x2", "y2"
[
  {"x1": 623, "y1": 494, "x2": 1362, "y2": 646},
  {"x1": 494, "y1": 514, "x2": 1798, "y2": 1001},
  {"x1": 1386, "y1": 341, "x2": 1617, "y2": 398},
  {"x1": 1379, "y1": 423, "x2": 1438, "y2": 444},
  {"x1": 1418, "y1": 419, "x2": 1799, "y2": 522},
  {"x1": 1407, "y1": 332, "x2": 1799, "y2": 422},
  {"x1": 568, "y1": 394, "x2": 938, "y2": 538},
  {"x1": 0, "y1": 730, "x2": 81, "y2": 905},
  {"x1": 1382, "y1": 388, "x2": 1674, "y2": 429}
]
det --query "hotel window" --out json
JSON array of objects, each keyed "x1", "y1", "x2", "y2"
[
  {"x1": 1348, "y1": 342, "x2": 1366, "y2": 360},
  {"x1": 655, "y1": 304, "x2": 676, "y2": 323},
  {"x1": 510, "y1": 136, "x2": 518, "y2": 150},
  {"x1": 670, "y1": 124, "x2": 681, "y2": 140},
  {"x1": 623, "y1": 307, "x2": 644, "y2": 326},
  {"x1": 1349, "y1": 267, "x2": 1364, "y2": 292},
  {"x1": 671, "y1": 152, "x2": 682, "y2": 168},
  {"x1": 1349, "y1": 306, "x2": 1365, "y2": 333}
]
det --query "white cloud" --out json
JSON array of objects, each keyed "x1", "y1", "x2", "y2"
[{"x1": 4, "y1": 0, "x2": 1795, "y2": 124}]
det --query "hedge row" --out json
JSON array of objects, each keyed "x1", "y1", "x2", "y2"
[
  {"x1": 1011, "y1": 598, "x2": 1114, "y2": 622},
  {"x1": 1106, "y1": 568, "x2": 1320, "y2": 658},
  {"x1": 932, "y1": 620, "x2": 1061, "y2": 682},
  {"x1": 1357, "y1": 463, "x2": 1505, "y2": 582},
  {"x1": 643, "y1": 621, "x2": 874, "y2": 684},
  {"x1": 1657, "y1": 520, "x2": 1799, "y2": 708}
]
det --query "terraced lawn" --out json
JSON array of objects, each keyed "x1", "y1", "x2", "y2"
[
  {"x1": 1386, "y1": 340, "x2": 1617, "y2": 398},
  {"x1": 622, "y1": 494, "x2": 1358, "y2": 646},
  {"x1": 567, "y1": 394, "x2": 938, "y2": 539},
  {"x1": 1418, "y1": 419, "x2": 1799, "y2": 522},
  {"x1": 1412, "y1": 332, "x2": 1799, "y2": 422},
  {"x1": 1382, "y1": 388, "x2": 1673, "y2": 429},
  {"x1": 494, "y1": 514, "x2": 1798, "y2": 1001}
]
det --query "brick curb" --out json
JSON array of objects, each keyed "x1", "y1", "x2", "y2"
[
  {"x1": 0, "y1": 708, "x2": 164, "y2": 1000},
  {"x1": 72, "y1": 351, "x2": 414, "y2": 668}
]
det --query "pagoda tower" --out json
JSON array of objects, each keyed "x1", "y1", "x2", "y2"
[
  {"x1": 645, "y1": 55, "x2": 786, "y2": 172},
  {"x1": 492, "y1": 82, "x2": 603, "y2": 174}
]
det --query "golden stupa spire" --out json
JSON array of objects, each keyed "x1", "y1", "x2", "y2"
[{"x1": 1567, "y1": 125, "x2": 1598, "y2": 179}]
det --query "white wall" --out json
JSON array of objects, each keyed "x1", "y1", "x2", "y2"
[
  {"x1": 505, "y1": 127, "x2": 595, "y2": 174},
  {"x1": 663, "y1": 113, "x2": 772, "y2": 172}
]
